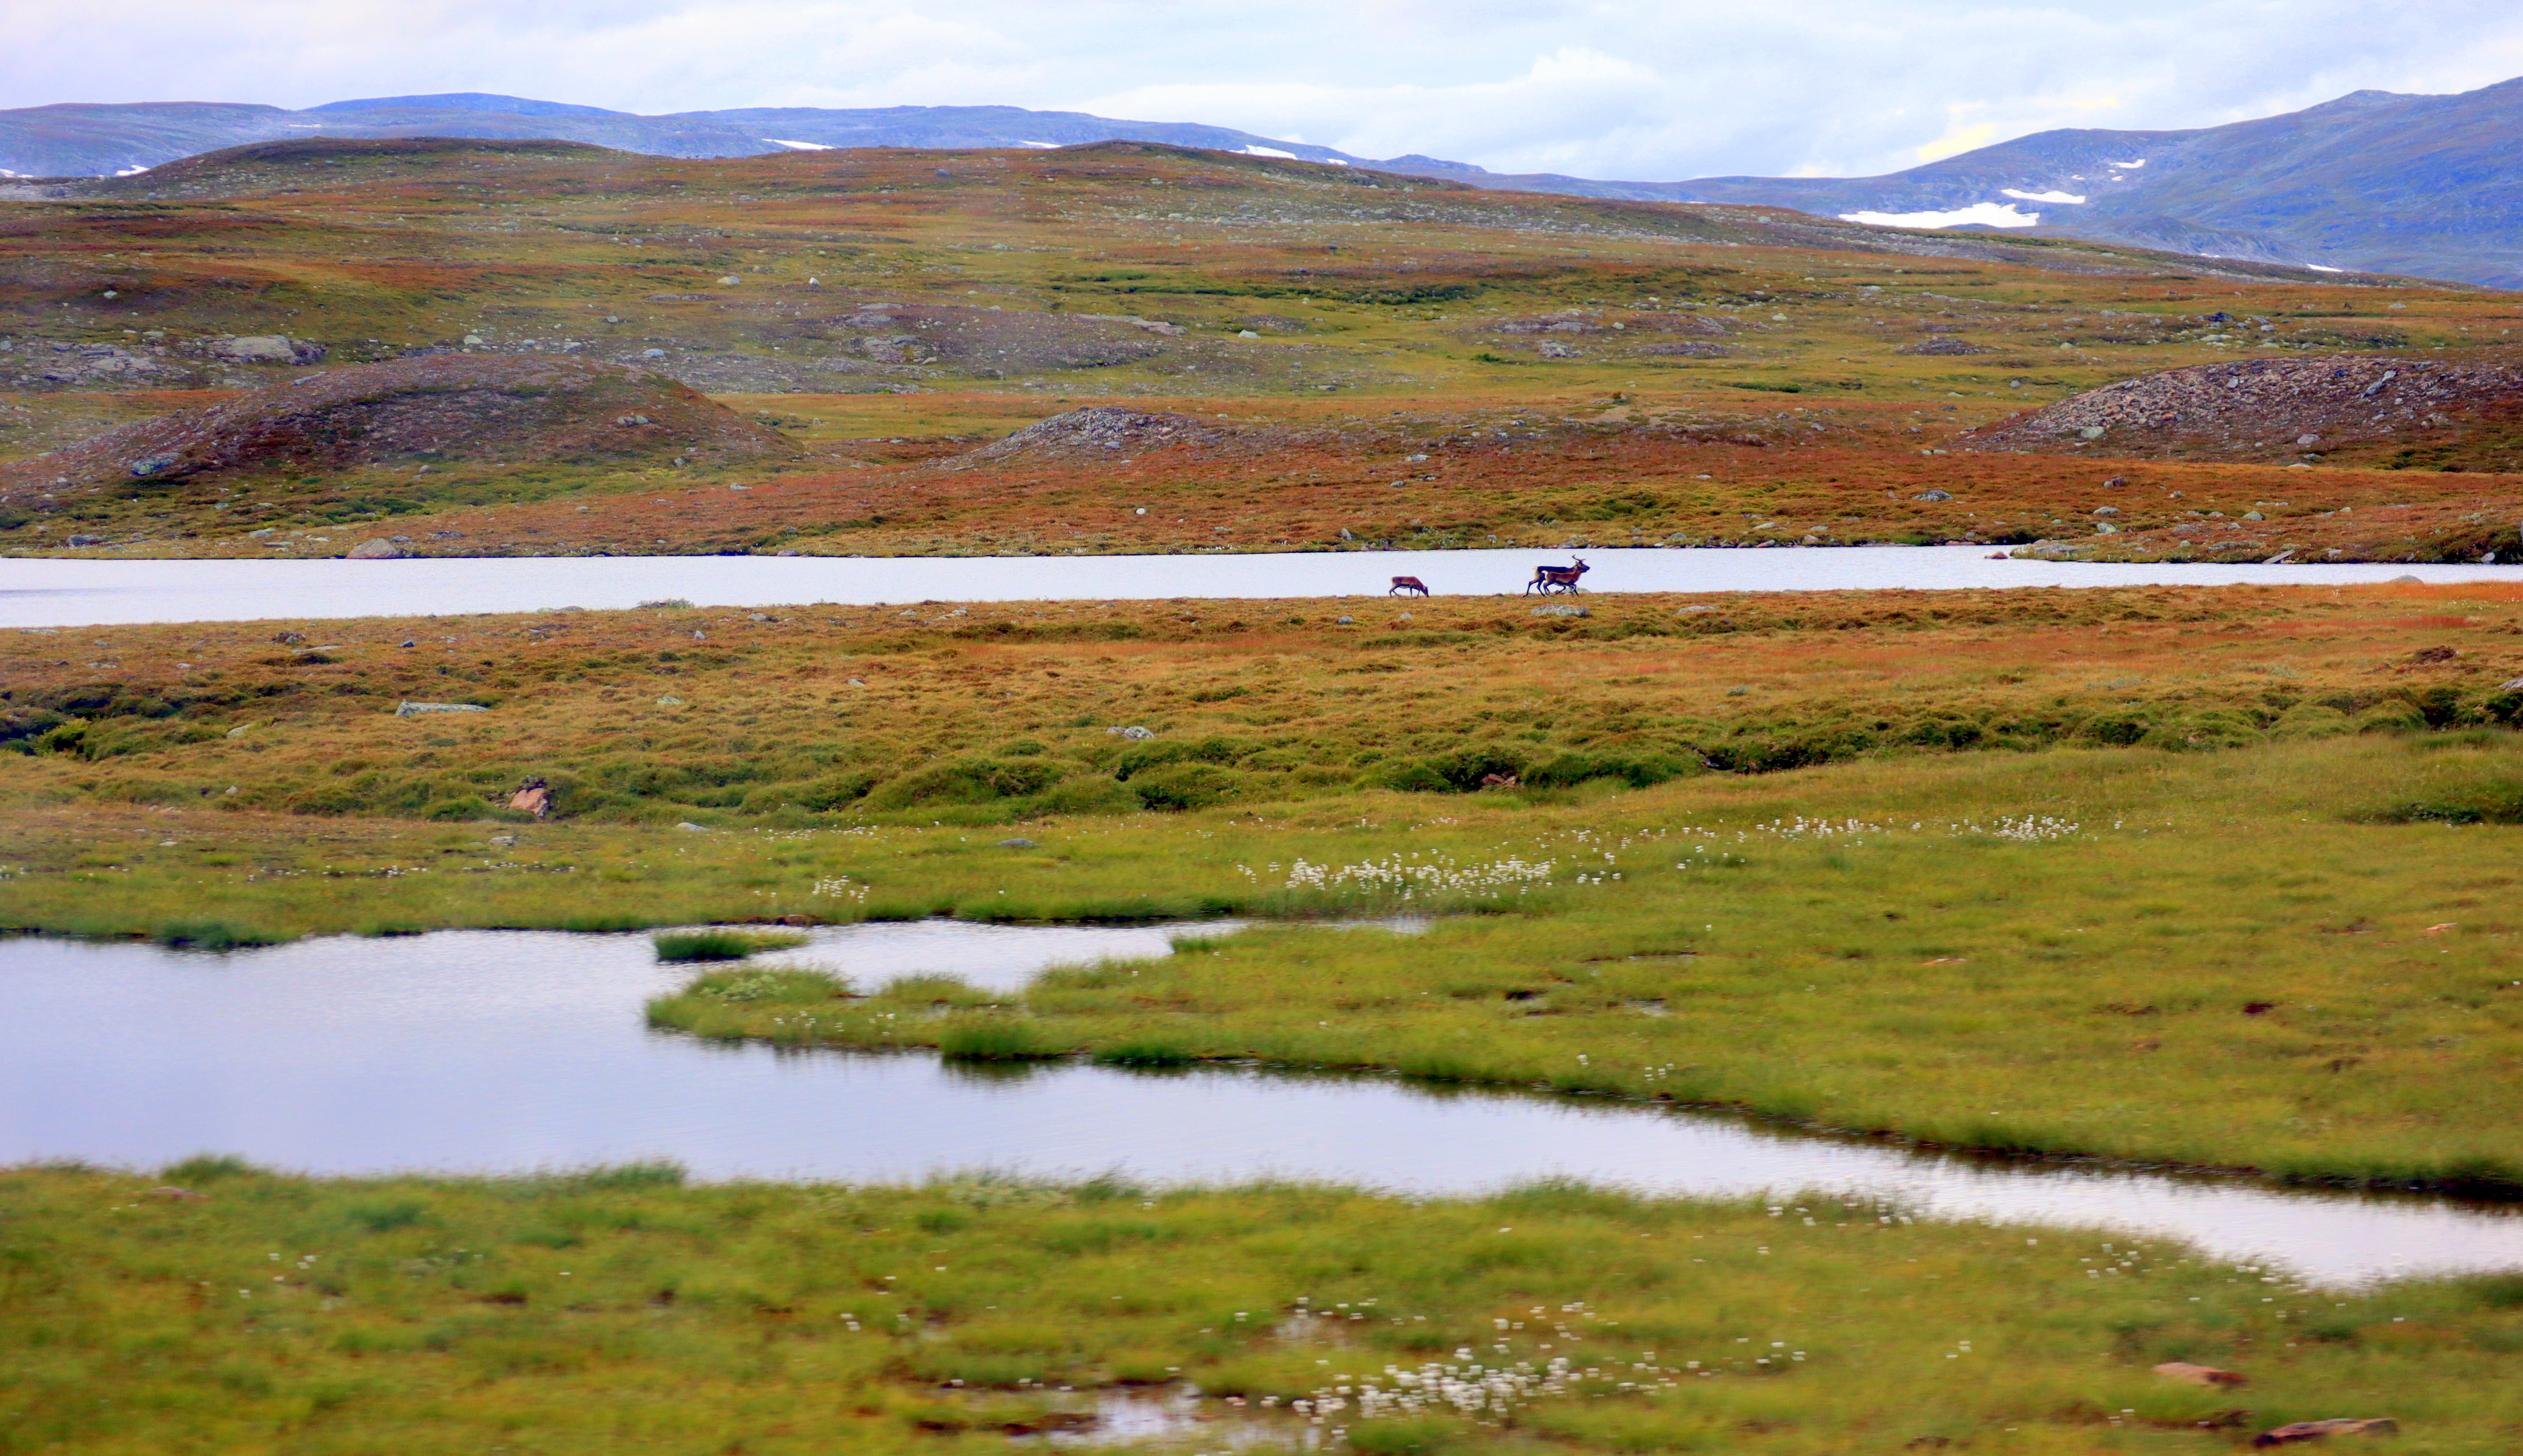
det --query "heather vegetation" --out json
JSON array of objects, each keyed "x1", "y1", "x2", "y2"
[{"x1": 3, "y1": 583, "x2": 2519, "y2": 830}]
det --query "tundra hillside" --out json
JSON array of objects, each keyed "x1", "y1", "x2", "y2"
[{"x1": 0, "y1": 137, "x2": 2515, "y2": 561}]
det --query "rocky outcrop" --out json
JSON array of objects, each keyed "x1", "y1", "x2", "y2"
[
  {"x1": 1963, "y1": 350, "x2": 2523, "y2": 465},
  {"x1": 0, "y1": 352, "x2": 797, "y2": 501}
]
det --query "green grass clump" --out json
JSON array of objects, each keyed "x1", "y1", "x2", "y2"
[
  {"x1": 650, "y1": 927, "x2": 808, "y2": 962},
  {"x1": 935, "y1": 1016, "x2": 1058, "y2": 1061},
  {"x1": 149, "y1": 920, "x2": 286, "y2": 950},
  {"x1": 8, "y1": 1163, "x2": 2523, "y2": 1455}
]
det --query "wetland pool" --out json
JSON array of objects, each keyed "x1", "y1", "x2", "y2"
[
  {"x1": 6, "y1": 921, "x2": 2517, "y2": 1285},
  {"x1": 7, "y1": 547, "x2": 2522, "y2": 627}
]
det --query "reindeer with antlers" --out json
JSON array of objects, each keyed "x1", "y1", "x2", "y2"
[{"x1": 1524, "y1": 558, "x2": 1589, "y2": 595}]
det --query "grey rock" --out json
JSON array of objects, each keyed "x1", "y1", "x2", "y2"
[
  {"x1": 394, "y1": 701, "x2": 487, "y2": 717},
  {"x1": 1912, "y1": 489, "x2": 1954, "y2": 502},
  {"x1": 1677, "y1": 605, "x2": 1718, "y2": 614},
  {"x1": 1106, "y1": 725, "x2": 1156, "y2": 741},
  {"x1": 657, "y1": 695, "x2": 684, "y2": 705},
  {"x1": 675, "y1": 821, "x2": 711, "y2": 832},
  {"x1": 2389, "y1": 574, "x2": 2423, "y2": 583},
  {"x1": 2093, "y1": 505, "x2": 2121, "y2": 514},
  {"x1": 128, "y1": 453, "x2": 181, "y2": 477},
  {"x1": 345, "y1": 538, "x2": 405, "y2": 559},
  {"x1": 65, "y1": 533, "x2": 104, "y2": 546},
  {"x1": 209, "y1": 335, "x2": 324, "y2": 365},
  {"x1": 997, "y1": 838, "x2": 1039, "y2": 849},
  {"x1": 1530, "y1": 604, "x2": 1591, "y2": 617}
]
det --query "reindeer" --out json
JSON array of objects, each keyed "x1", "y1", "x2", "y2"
[
  {"x1": 1525, "y1": 558, "x2": 1590, "y2": 594},
  {"x1": 1388, "y1": 575, "x2": 1430, "y2": 596}
]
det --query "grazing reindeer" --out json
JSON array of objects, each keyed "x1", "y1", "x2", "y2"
[
  {"x1": 1388, "y1": 575, "x2": 1430, "y2": 596},
  {"x1": 1525, "y1": 558, "x2": 1590, "y2": 594}
]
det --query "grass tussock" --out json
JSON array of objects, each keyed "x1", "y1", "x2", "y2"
[
  {"x1": 649, "y1": 927, "x2": 808, "y2": 962},
  {"x1": 6, "y1": 1163, "x2": 2522, "y2": 1455}
]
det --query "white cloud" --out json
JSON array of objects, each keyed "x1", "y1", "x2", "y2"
[{"x1": 4, "y1": 1, "x2": 2521, "y2": 183}]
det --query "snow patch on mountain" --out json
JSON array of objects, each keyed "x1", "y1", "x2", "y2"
[
  {"x1": 2002, "y1": 188, "x2": 2086, "y2": 204},
  {"x1": 1840, "y1": 201, "x2": 2042, "y2": 229}
]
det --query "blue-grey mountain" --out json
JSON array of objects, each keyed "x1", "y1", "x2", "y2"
[{"x1": 3, "y1": 79, "x2": 2515, "y2": 287}]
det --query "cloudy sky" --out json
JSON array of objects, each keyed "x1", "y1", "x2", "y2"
[{"x1": 10, "y1": 0, "x2": 2522, "y2": 180}]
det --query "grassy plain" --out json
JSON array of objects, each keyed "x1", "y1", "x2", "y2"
[
  {"x1": 3, "y1": 138, "x2": 2518, "y2": 561},
  {"x1": 12, "y1": 1163, "x2": 2522, "y2": 1456},
  {"x1": 5, "y1": 583, "x2": 2521, "y2": 831}
]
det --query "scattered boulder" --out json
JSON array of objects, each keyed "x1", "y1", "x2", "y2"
[
  {"x1": 0, "y1": 353, "x2": 797, "y2": 504},
  {"x1": 2154, "y1": 1361, "x2": 2248, "y2": 1388},
  {"x1": 1913, "y1": 489, "x2": 1954, "y2": 502},
  {"x1": 1107, "y1": 725, "x2": 1156, "y2": 741},
  {"x1": 996, "y1": 837, "x2": 1039, "y2": 849},
  {"x1": 509, "y1": 775, "x2": 553, "y2": 819},
  {"x1": 1899, "y1": 338, "x2": 1987, "y2": 355},
  {"x1": 208, "y1": 335, "x2": 325, "y2": 365},
  {"x1": 1530, "y1": 604, "x2": 1590, "y2": 618},
  {"x1": 957, "y1": 406, "x2": 1223, "y2": 464},
  {"x1": 2253, "y1": 1419, "x2": 2397, "y2": 1447},
  {"x1": 395, "y1": 701, "x2": 487, "y2": 717},
  {"x1": 675, "y1": 821, "x2": 711, "y2": 832},
  {"x1": 345, "y1": 537, "x2": 405, "y2": 559},
  {"x1": 1965, "y1": 350, "x2": 2523, "y2": 465},
  {"x1": 8, "y1": 341, "x2": 193, "y2": 390}
]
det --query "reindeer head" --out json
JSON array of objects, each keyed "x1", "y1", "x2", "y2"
[{"x1": 1570, "y1": 558, "x2": 1589, "y2": 571}]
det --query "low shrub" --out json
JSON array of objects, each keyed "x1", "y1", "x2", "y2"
[
  {"x1": 1131, "y1": 762, "x2": 1244, "y2": 811},
  {"x1": 866, "y1": 757, "x2": 1066, "y2": 810}
]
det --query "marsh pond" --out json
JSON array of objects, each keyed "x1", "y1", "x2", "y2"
[{"x1": 6, "y1": 921, "x2": 2518, "y2": 1286}]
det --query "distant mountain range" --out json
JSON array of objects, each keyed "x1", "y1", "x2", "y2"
[
  {"x1": 4, "y1": 79, "x2": 2515, "y2": 288},
  {"x1": 1415, "y1": 78, "x2": 2523, "y2": 291}
]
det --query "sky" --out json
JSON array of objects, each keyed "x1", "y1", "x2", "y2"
[{"x1": 8, "y1": 0, "x2": 2523, "y2": 181}]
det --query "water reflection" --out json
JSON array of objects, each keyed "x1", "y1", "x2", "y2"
[{"x1": 3, "y1": 926, "x2": 2516, "y2": 1285}]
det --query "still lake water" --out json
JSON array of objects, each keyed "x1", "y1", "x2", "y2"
[
  {"x1": 6, "y1": 547, "x2": 2522, "y2": 627},
  {"x1": 6, "y1": 923, "x2": 2517, "y2": 1286}
]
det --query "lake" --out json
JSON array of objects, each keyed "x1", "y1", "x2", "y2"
[{"x1": 5, "y1": 546, "x2": 2520, "y2": 627}]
